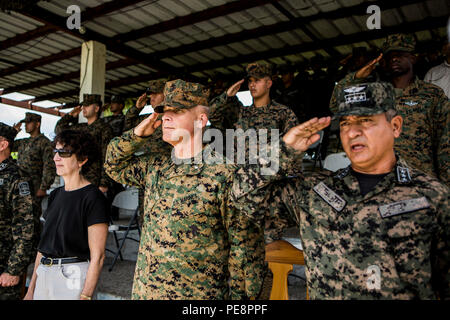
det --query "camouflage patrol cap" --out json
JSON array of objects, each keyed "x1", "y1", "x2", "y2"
[
  {"x1": 147, "y1": 79, "x2": 166, "y2": 94},
  {"x1": 110, "y1": 95, "x2": 125, "y2": 104},
  {"x1": 21, "y1": 112, "x2": 41, "y2": 123},
  {"x1": 154, "y1": 79, "x2": 210, "y2": 113},
  {"x1": 382, "y1": 33, "x2": 416, "y2": 54},
  {"x1": 81, "y1": 93, "x2": 102, "y2": 107},
  {"x1": 246, "y1": 62, "x2": 273, "y2": 79},
  {"x1": 334, "y1": 82, "x2": 396, "y2": 118},
  {"x1": 0, "y1": 122, "x2": 18, "y2": 146}
]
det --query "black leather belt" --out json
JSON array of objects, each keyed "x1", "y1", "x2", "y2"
[{"x1": 40, "y1": 257, "x2": 86, "y2": 266}]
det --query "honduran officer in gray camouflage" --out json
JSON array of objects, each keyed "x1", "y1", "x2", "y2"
[{"x1": 241, "y1": 81, "x2": 449, "y2": 299}]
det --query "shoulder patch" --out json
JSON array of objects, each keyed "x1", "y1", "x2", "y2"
[
  {"x1": 378, "y1": 197, "x2": 430, "y2": 218},
  {"x1": 313, "y1": 182, "x2": 346, "y2": 212},
  {"x1": 18, "y1": 181, "x2": 31, "y2": 196}
]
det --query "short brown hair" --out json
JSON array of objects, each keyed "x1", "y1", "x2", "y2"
[{"x1": 53, "y1": 130, "x2": 100, "y2": 176}]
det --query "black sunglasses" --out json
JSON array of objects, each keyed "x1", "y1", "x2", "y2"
[{"x1": 53, "y1": 148, "x2": 74, "y2": 158}]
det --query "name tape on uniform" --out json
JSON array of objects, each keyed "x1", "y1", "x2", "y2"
[
  {"x1": 378, "y1": 197, "x2": 430, "y2": 218},
  {"x1": 313, "y1": 182, "x2": 346, "y2": 212}
]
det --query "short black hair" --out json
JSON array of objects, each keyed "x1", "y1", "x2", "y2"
[{"x1": 53, "y1": 130, "x2": 100, "y2": 176}]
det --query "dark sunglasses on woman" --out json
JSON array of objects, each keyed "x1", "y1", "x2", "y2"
[{"x1": 53, "y1": 148, "x2": 73, "y2": 158}]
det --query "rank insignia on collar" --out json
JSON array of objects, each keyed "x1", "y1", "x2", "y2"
[
  {"x1": 0, "y1": 163, "x2": 7, "y2": 171},
  {"x1": 313, "y1": 182, "x2": 346, "y2": 212},
  {"x1": 334, "y1": 166, "x2": 350, "y2": 180},
  {"x1": 378, "y1": 197, "x2": 430, "y2": 218},
  {"x1": 396, "y1": 166, "x2": 411, "y2": 183}
]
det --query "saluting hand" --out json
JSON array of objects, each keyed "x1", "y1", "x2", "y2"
[
  {"x1": 13, "y1": 122, "x2": 22, "y2": 132},
  {"x1": 355, "y1": 53, "x2": 383, "y2": 79},
  {"x1": 69, "y1": 106, "x2": 82, "y2": 118},
  {"x1": 134, "y1": 112, "x2": 162, "y2": 137},
  {"x1": 227, "y1": 79, "x2": 245, "y2": 97},
  {"x1": 136, "y1": 93, "x2": 147, "y2": 109},
  {"x1": 282, "y1": 117, "x2": 331, "y2": 152}
]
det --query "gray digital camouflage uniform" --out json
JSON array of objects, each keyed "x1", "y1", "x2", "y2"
[
  {"x1": 238, "y1": 81, "x2": 450, "y2": 299},
  {"x1": 0, "y1": 157, "x2": 35, "y2": 300}
]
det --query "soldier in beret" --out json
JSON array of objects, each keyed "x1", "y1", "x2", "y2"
[
  {"x1": 246, "y1": 82, "x2": 449, "y2": 299},
  {"x1": 329, "y1": 33, "x2": 449, "y2": 186},
  {"x1": 0, "y1": 123, "x2": 35, "y2": 300}
]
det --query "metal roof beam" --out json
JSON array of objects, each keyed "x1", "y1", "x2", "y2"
[
  {"x1": 0, "y1": 0, "x2": 146, "y2": 53},
  {"x1": 2, "y1": 58, "x2": 136, "y2": 94},
  {"x1": 0, "y1": 96, "x2": 67, "y2": 117},
  {"x1": 33, "y1": 14, "x2": 447, "y2": 103},
  {"x1": 112, "y1": 0, "x2": 282, "y2": 44}
]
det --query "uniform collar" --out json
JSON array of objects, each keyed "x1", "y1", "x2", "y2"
[
  {"x1": 334, "y1": 157, "x2": 413, "y2": 185},
  {"x1": 251, "y1": 99, "x2": 272, "y2": 109},
  {"x1": 333, "y1": 156, "x2": 413, "y2": 197},
  {"x1": 165, "y1": 145, "x2": 217, "y2": 178},
  {"x1": 394, "y1": 77, "x2": 421, "y2": 97}
]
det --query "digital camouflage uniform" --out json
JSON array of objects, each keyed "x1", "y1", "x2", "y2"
[
  {"x1": 105, "y1": 80, "x2": 269, "y2": 300},
  {"x1": 245, "y1": 82, "x2": 450, "y2": 299},
  {"x1": 209, "y1": 63, "x2": 301, "y2": 299},
  {"x1": 0, "y1": 123, "x2": 35, "y2": 300},
  {"x1": 13, "y1": 113, "x2": 56, "y2": 195},
  {"x1": 55, "y1": 94, "x2": 114, "y2": 188},
  {"x1": 209, "y1": 62, "x2": 300, "y2": 244},
  {"x1": 12, "y1": 113, "x2": 56, "y2": 252},
  {"x1": 329, "y1": 34, "x2": 450, "y2": 186}
]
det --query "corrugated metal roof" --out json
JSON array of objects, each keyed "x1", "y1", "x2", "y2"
[{"x1": 0, "y1": 0, "x2": 449, "y2": 106}]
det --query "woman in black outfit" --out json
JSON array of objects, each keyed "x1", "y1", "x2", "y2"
[{"x1": 24, "y1": 130, "x2": 110, "y2": 300}]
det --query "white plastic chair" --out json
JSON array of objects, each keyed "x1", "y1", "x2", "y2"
[
  {"x1": 323, "y1": 152, "x2": 351, "y2": 172},
  {"x1": 107, "y1": 188, "x2": 140, "y2": 271}
]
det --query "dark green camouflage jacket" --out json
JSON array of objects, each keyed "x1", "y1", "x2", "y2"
[
  {"x1": 0, "y1": 158, "x2": 35, "y2": 277},
  {"x1": 12, "y1": 133, "x2": 56, "y2": 193}
]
